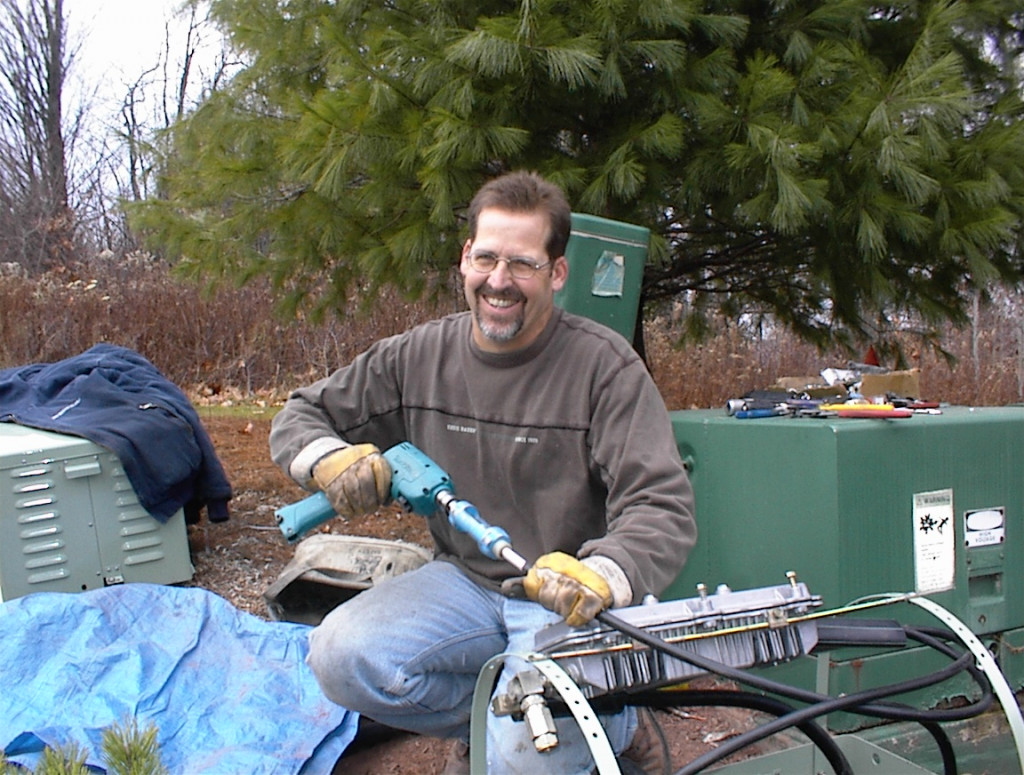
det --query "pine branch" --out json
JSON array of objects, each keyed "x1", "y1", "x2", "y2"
[{"x1": 101, "y1": 719, "x2": 169, "y2": 775}]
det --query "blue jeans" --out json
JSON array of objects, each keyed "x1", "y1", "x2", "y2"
[{"x1": 307, "y1": 560, "x2": 635, "y2": 774}]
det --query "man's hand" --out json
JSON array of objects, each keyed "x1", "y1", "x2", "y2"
[
  {"x1": 523, "y1": 551, "x2": 613, "y2": 627},
  {"x1": 312, "y1": 444, "x2": 391, "y2": 519}
]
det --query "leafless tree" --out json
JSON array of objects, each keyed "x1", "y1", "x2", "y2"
[
  {"x1": 0, "y1": 0, "x2": 82, "y2": 271},
  {"x1": 120, "y1": 67, "x2": 160, "y2": 205},
  {"x1": 115, "y1": 1, "x2": 236, "y2": 212}
]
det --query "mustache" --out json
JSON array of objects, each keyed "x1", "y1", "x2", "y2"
[{"x1": 477, "y1": 283, "x2": 525, "y2": 303}]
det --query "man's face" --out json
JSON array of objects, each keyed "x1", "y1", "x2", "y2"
[{"x1": 460, "y1": 207, "x2": 568, "y2": 353}]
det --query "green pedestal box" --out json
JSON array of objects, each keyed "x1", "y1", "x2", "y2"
[
  {"x1": 666, "y1": 406, "x2": 1024, "y2": 719},
  {"x1": 554, "y1": 213, "x2": 649, "y2": 342}
]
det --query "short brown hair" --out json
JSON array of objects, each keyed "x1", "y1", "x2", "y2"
[{"x1": 466, "y1": 171, "x2": 572, "y2": 260}]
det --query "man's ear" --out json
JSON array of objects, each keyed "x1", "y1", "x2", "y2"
[
  {"x1": 459, "y1": 240, "x2": 473, "y2": 274},
  {"x1": 551, "y1": 255, "x2": 569, "y2": 292}
]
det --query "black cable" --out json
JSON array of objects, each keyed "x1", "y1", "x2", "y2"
[
  {"x1": 593, "y1": 609, "x2": 992, "y2": 773},
  {"x1": 595, "y1": 609, "x2": 993, "y2": 723},
  {"x1": 512, "y1": 549, "x2": 986, "y2": 769},
  {"x1": 630, "y1": 682, "x2": 962, "y2": 775},
  {"x1": 921, "y1": 719, "x2": 959, "y2": 775},
  {"x1": 897, "y1": 625, "x2": 996, "y2": 722},
  {"x1": 622, "y1": 688, "x2": 854, "y2": 775},
  {"x1": 670, "y1": 657, "x2": 975, "y2": 775},
  {"x1": 595, "y1": 683, "x2": 959, "y2": 775}
]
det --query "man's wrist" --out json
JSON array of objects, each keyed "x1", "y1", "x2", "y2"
[
  {"x1": 290, "y1": 437, "x2": 351, "y2": 487},
  {"x1": 580, "y1": 555, "x2": 632, "y2": 608}
]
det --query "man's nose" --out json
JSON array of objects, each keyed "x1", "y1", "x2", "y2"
[{"x1": 487, "y1": 259, "x2": 516, "y2": 286}]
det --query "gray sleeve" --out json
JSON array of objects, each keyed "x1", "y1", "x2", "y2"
[
  {"x1": 578, "y1": 360, "x2": 697, "y2": 603},
  {"x1": 269, "y1": 335, "x2": 406, "y2": 486}
]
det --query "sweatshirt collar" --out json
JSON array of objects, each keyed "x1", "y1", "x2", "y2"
[{"x1": 467, "y1": 307, "x2": 562, "y2": 368}]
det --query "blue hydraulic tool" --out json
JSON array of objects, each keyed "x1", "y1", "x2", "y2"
[{"x1": 275, "y1": 442, "x2": 528, "y2": 572}]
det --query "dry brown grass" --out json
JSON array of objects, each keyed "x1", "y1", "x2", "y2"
[
  {"x1": 648, "y1": 309, "x2": 1024, "y2": 410},
  {"x1": 0, "y1": 254, "x2": 458, "y2": 401},
  {"x1": 1, "y1": 254, "x2": 1021, "y2": 408}
]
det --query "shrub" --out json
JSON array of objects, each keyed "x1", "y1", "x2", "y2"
[
  {"x1": 1, "y1": 253, "x2": 1021, "y2": 407},
  {"x1": 0, "y1": 719, "x2": 167, "y2": 775}
]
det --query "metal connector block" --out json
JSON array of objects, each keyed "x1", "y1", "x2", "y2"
[
  {"x1": 492, "y1": 668, "x2": 559, "y2": 752},
  {"x1": 533, "y1": 579, "x2": 822, "y2": 696}
]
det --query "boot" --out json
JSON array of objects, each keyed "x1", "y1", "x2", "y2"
[
  {"x1": 618, "y1": 708, "x2": 670, "y2": 775},
  {"x1": 440, "y1": 739, "x2": 470, "y2": 775}
]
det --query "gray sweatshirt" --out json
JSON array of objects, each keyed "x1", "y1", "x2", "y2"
[{"x1": 269, "y1": 308, "x2": 696, "y2": 603}]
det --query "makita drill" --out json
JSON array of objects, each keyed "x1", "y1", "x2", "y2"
[{"x1": 275, "y1": 441, "x2": 527, "y2": 571}]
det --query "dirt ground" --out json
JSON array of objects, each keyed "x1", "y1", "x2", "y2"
[{"x1": 188, "y1": 412, "x2": 790, "y2": 774}]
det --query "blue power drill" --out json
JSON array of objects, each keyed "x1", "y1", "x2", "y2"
[{"x1": 274, "y1": 442, "x2": 528, "y2": 571}]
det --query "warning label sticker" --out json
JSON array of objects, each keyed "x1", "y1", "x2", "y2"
[
  {"x1": 964, "y1": 507, "x2": 1005, "y2": 548},
  {"x1": 913, "y1": 489, "x2": 955, "y2": 595}
]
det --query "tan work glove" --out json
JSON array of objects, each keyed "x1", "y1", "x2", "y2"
[
  {"x1": 523, "y1": 551, "x2": 614, "y2": 627},
  {"x1": 312, "y1": 444, "x2": 391, "y2": 519}
]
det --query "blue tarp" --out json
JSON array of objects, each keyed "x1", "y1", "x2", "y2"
[{"x1": 0, "y1": 584, "x2": 358, "y2": 773}]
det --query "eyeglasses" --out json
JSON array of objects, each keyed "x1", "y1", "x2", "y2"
[{"x1": 467, "y1": 251, "x2": 551, "y2": 280}]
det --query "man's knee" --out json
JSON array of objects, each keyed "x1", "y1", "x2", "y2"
[{"x1": 307, "y1": 605, "x2": 389, "y2": 708}]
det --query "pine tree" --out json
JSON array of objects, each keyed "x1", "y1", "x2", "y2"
[
  {"x1": 131, "y1": 0, "x2": 1024, "y2": 350},
  {"x1": 101, "y1": 718, "x2": 168, "y2": 775},
  {"x1": 0, "y1": 720, "x2": 167, "y2": 775}
]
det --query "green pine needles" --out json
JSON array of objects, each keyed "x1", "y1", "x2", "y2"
[
  {"x1": 0, "y1": 720, "x2": 167, "y2": 775},
  {"x1": 130, "y1": 0, "x2": 1024, "y2": 355}
]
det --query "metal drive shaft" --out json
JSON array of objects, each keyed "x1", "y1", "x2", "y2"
[{"x1": 436, "y1": 491, "x2": 528, "y2": 572}]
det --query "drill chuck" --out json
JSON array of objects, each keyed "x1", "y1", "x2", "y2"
[{"x1": 440, "y1": 495, "x2": 505, "y2": 556}]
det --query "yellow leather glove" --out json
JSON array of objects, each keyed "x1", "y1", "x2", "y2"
[
  {"x1": 312, "y1": 444, "x2": 391, "y2": 519},
  {"x1": 523, "y1": 551, "x2": 613, "y2": 627}
]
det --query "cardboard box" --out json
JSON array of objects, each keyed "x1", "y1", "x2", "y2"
[{"x1": 860, "y1": 368, "x2": 921, "y2": 400}]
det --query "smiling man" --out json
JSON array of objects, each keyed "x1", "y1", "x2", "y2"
[
  {"x1": 269, "y1": 171, "x2": 696, "y2": 774},
  {"x1": 461, "y1": 199, "x2": 567, "y2": 351}
]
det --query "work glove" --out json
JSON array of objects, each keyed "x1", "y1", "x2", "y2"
[
  {"x1": 520, "y1": 551, "x2": 614, "y2": 627},
  {"x1": 312, "y1": 444, "x2": 391, "y2": 519}
]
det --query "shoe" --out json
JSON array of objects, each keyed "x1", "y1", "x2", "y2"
[
  {"x1": 440, "y1": 739, "x2": 470, "y2": 775},
  {"x1": 618, "y1": 707, "x2": 670, "y2": 775}
]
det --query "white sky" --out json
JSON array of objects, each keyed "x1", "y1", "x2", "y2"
[
  {"x1": 67, "y1": 0, "x2": 224, "y2": 121},
  {"x1": 71, "y1": 0, "x2": 188, "y2": 88},
  {"x1": 59, "y1": 1, "x2": 226, "y2": 199}
]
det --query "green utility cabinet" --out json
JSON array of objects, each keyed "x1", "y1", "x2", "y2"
[
  {"x1": 666, "y1": 406, "x2": 1024, "y2": 712},
  {"x1": 0, "y1": 423, "x2": 194, "y2": 602},
  {"x1": 554, "y1": 213, "x2": 649, "y2": 343}
]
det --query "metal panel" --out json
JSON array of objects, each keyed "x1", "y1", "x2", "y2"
[
  {"x1": 666, "y1": 406, "x2": 1024, "y2": 717},
  {"x1": 0, "y1": 424, "x2": 193, "y2": 601},
  {"x1": 667, "y1": 406, "x2": 1024, "y2": 634},
  {"x1": 705, "y1": 734, "x2": 936, "y2": 774},
  {"x1": 1, "y1": 427, "x2": 103, "y2": 598},
  {"x1": 90, "y1": 452, "x2": 194, "y2": 587}
]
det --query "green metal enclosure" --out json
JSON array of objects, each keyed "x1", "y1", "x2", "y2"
[
  {"x1": 554, "y1": 213, "x2": 649, "y2": 342},
  {"x1": 666, "y1": 406, "x2": 1024, "y2": 715},
  {"x1": 0, "y1": 424, "x2": 194, "y2": 601}
]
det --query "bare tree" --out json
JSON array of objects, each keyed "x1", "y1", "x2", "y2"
[
  {"x1": 0, "y1": 0, "x2": 80, "y2": 271},
  {"x1": 121, "y1": 67, "x2": 160, "y2": 204},
  {"x1": 115, "y1": 1, "x2": 235, "y2": 210}
]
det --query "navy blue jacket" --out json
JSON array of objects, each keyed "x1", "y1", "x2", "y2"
[{"x1": 0, "y1": 344, "x2": 231, "y2": 523}]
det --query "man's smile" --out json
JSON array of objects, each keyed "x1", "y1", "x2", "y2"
[{"x1": 479, "y1": 287, "x2": 524, "y2": 310}]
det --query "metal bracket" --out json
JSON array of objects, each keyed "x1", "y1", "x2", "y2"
[
  {"x1": 907, "y1": 595, "x2": 1024, "y2": 772},
  {"x1": 469, "y1": 652, "x2": 621, "y2": 774}
]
